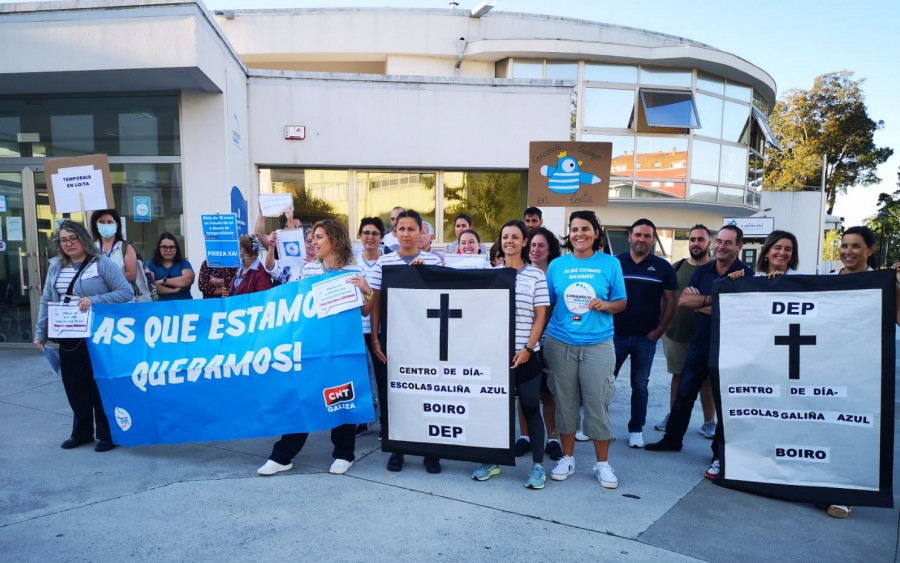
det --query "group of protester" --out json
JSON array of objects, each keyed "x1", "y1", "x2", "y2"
[{"x1": 33, "y1": 203, "x2": 889, "y2": 518}]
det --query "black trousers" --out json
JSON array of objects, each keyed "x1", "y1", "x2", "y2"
[
  {"x1": 269, "y1": 424, "x2": 356, "y2": 465},
  {"x1": 58, "y1": 338, "x2": 111, "y2": 442}
]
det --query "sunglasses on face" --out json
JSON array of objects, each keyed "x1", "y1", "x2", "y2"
[{"x1": 159, "y1": 245, "x2": 177, "y2": 250}]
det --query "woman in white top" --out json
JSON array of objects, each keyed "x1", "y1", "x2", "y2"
[
  {"x1": 90, "y1": 209, "x2": 137, "y2": 284},
  {"x1": 834, "y1": 226, "x2": 877, "y2": 275},
  {"x1": 471, "y1": 220, "x2": 550, "y2": 489},
  {"x1": 257, "y1": 219, "x2": 374, "y2": 478},
  {"x1": 730, "y1": 230, "x2": 800, "y2": 280}
]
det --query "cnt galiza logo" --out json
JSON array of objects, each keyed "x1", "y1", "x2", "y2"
[{"x1": 323, "y1": 382, "x2": 356, "y2": 412}]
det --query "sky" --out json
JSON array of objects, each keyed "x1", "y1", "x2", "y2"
[{"x1": 7, "y1": 0, "x2": 897, "y2": 225}]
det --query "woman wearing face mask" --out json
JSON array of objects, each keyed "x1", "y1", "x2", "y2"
[
  {"x1": 224, "y1": 235, "x2": 272, "y2": 296},
  {"x1": 90, "y1": 209, "x2": 138, "y2": 285}
]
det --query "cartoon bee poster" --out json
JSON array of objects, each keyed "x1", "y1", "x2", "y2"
[{"x1": 527, "y1": 142, "x2": 611, "y2": 207}]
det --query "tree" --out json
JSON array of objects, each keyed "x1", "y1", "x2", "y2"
[
  {"x1": 764, "y1": 71, "x2": 893, "y2": 214},
  {"x1": 865, "y1": 166, "x2": 900, "y2": 267}
]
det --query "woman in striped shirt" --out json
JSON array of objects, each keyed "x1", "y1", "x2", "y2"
[{"x1": 471, "y1": 220, "x2": 550, "y2": 489}]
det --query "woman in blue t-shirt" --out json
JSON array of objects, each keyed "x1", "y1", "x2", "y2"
[
  {"x1": 146, "y1": 232, "x2": 194, "y2": 301},
  {"x1": 542, "y1": 211, "x2": 627, "y2": 489}
]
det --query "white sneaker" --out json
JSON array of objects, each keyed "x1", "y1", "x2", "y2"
[
  {"x1": 329, "y1": 459, "x2": 354, "y2": 475},
  {"x1": 257, "y1": 460, "x2": 292, "y2": 476},
  {"x1": 575, "y1": 430, "x2": 590, "y2": 441},
  {"x1": 550, "y1": 455, "x2": 575, "y2": 481},
  {"x1": 594, "y1": 462, "x2": 618, "y2": 489},
  {"x1": 628, "y1": 432, "x2": 644, "y2": 448}
]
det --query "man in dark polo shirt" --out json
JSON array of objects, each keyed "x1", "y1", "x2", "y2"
[
  {"x1": 613, "y1": 219, "x2": 677, "y2": 449},
  {"x1": 645, "y1": 225, "x2": 753, "y2": 479}
]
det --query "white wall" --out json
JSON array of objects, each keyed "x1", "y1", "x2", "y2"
[
  {"x1": 246, "y1": 74, "x2": 572, "y2": 170},
  {"x1": 759, "y1": 190, "x2": 824, "y2": 274}
]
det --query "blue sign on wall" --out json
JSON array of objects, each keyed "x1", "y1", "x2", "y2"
[{"x1": 133, "y1": 196, "x2": 151, "y2": 223}]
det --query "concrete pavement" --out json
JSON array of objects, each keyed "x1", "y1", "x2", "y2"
[{"x1": 1, "y1": 346, "x2": 898, "y2": 562}]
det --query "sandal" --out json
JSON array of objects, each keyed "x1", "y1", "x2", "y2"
[{"x1": 826, "y1": 504, "x2": 852, "y2": 519}]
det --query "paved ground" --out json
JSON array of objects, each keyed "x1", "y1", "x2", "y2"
[{"x1": 1, "y1": 345, "x2": 898, "y2": 562}]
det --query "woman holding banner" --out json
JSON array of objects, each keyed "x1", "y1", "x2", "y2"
[
  {"x1": 146, "y1": 233, "x2": 194, "y2": 301},
  {"x1": 819, "y1": 226, "x2": 878, "y2": 519},
  {"x1": 542, "y1": 211, "x2": 627, "y2": 489},
  {"x1": 34, "y1": 221, "x2": 133, "y2": 452},
  {"x1": 258, "y1": 219, "x2": 374, "y2": 477},
  {"x1": 471, "y1": 220, "x2": 550, "y2": 489},
  {"x1": 224, "y1": 235, "x2": 272, "y2": 296}
]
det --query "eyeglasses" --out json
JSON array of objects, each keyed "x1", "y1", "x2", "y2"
[
  {"x1": 59, "y1": 237, "x2": 80, "y2": 245},
  {"x1": 159, "y1": 245, "x2": 177, "y2": 251},
  {"x1": 360, "y1": 230, "x2": 382, "y2": 237}
]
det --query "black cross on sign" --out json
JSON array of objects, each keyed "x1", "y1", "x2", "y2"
[
  {"x1": 426, "y1": 293, "x2": 463, "y2": 362},
  {"x1": 774, "y1": 323, "x2": 816, "y2": 380}
]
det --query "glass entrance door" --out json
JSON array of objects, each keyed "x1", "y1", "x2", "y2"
[
  {"x1": 0, "y1": 169, "x2": 37, "y2": 344},
  {"x1": 0, "y1": 166, "x2": 79, "y2": 347}
]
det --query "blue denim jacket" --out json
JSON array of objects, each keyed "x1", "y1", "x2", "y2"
[{"x1": 35, "y1": 255, "x2": 134, "y2": 342}]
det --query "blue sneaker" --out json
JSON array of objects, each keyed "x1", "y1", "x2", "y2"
[
  {"x1": 472, "y1": 463, "x2": 500, "y2": 481},
  {"x1": 525, "y1": 465, "x2": 546, "y2": 489}
]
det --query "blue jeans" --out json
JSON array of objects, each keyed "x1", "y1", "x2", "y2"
[{"x1": 614, "y1": 335, "x2": 658, "y2": 432}]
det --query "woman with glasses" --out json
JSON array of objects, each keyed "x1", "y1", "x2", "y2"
[
  {"x1": 146, "y1": 233, "x2": 195, "y2": 301},
  {"x1": 33, "y1": 221, "x2": 133, "y2": 452}
]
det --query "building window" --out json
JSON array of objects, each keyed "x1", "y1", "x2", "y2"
[
  {"x1": 720, "y1": 145, "x2": 748, "y2": 185},
  {"x1": 511, "y1": 59, "x2": 544, "y2": 79},
  {"x1": 638, "y1": 89, "x2": 700, "y2": 129},
  {"x1": 722, "y1": 100, "x2": 750, "y2": 144},
  {"x1": 260, "y1": 169, "x2": 350, "y2": 229},
  {"x1": 546, "y1": 61, "x2": 578, "y2": 80},
  {"x1": 608, "y1": 180, "x2": 633, "y2": 198},
  {"x1": 584, "y1": 88, "x2": 635, "y2": 129},
  {"x1": 0, "y1": 96, "x2": 180, "y2": 158},
  {"x1": 582, "y1": 134, "x2": 635, "y2": 177},
  {"x1": 688, "y1": 182, "x2": 717, "y2": 202},
  {"x1": 694, "y1": 93, "x2": 723, "y2": 139},
  {"x1": 639, "y1": 67, "x2": 692, "y2": 88},
  {"x1": 697, "y1": 73, "x2": 725, "y2": 95},
  {"x1": 725, "y1": 81, "x2": 753, "y2": 102},
  {"x1": 443, "y1": 171, "x2": 526, "y2": 243},
  {"x1": 691, "y1": 140, "x2": 720, "y2": 183},
  {"x1": 584, "y1": 63, "x2": 638, "y2": 84},
  {"x1": 357, "y1": 171, "x2": 435, "y2": 233},
  {"x1": 718, "y1": 186, "x2": 744, "y2": 204}
]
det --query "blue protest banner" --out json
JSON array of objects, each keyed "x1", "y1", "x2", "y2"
[
  {"x1": 201, "y1": 213, "x2": 240, "y2": 268},
  {"x1": 86, "y1": 279, "x2": 373, "y2": 446}
]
